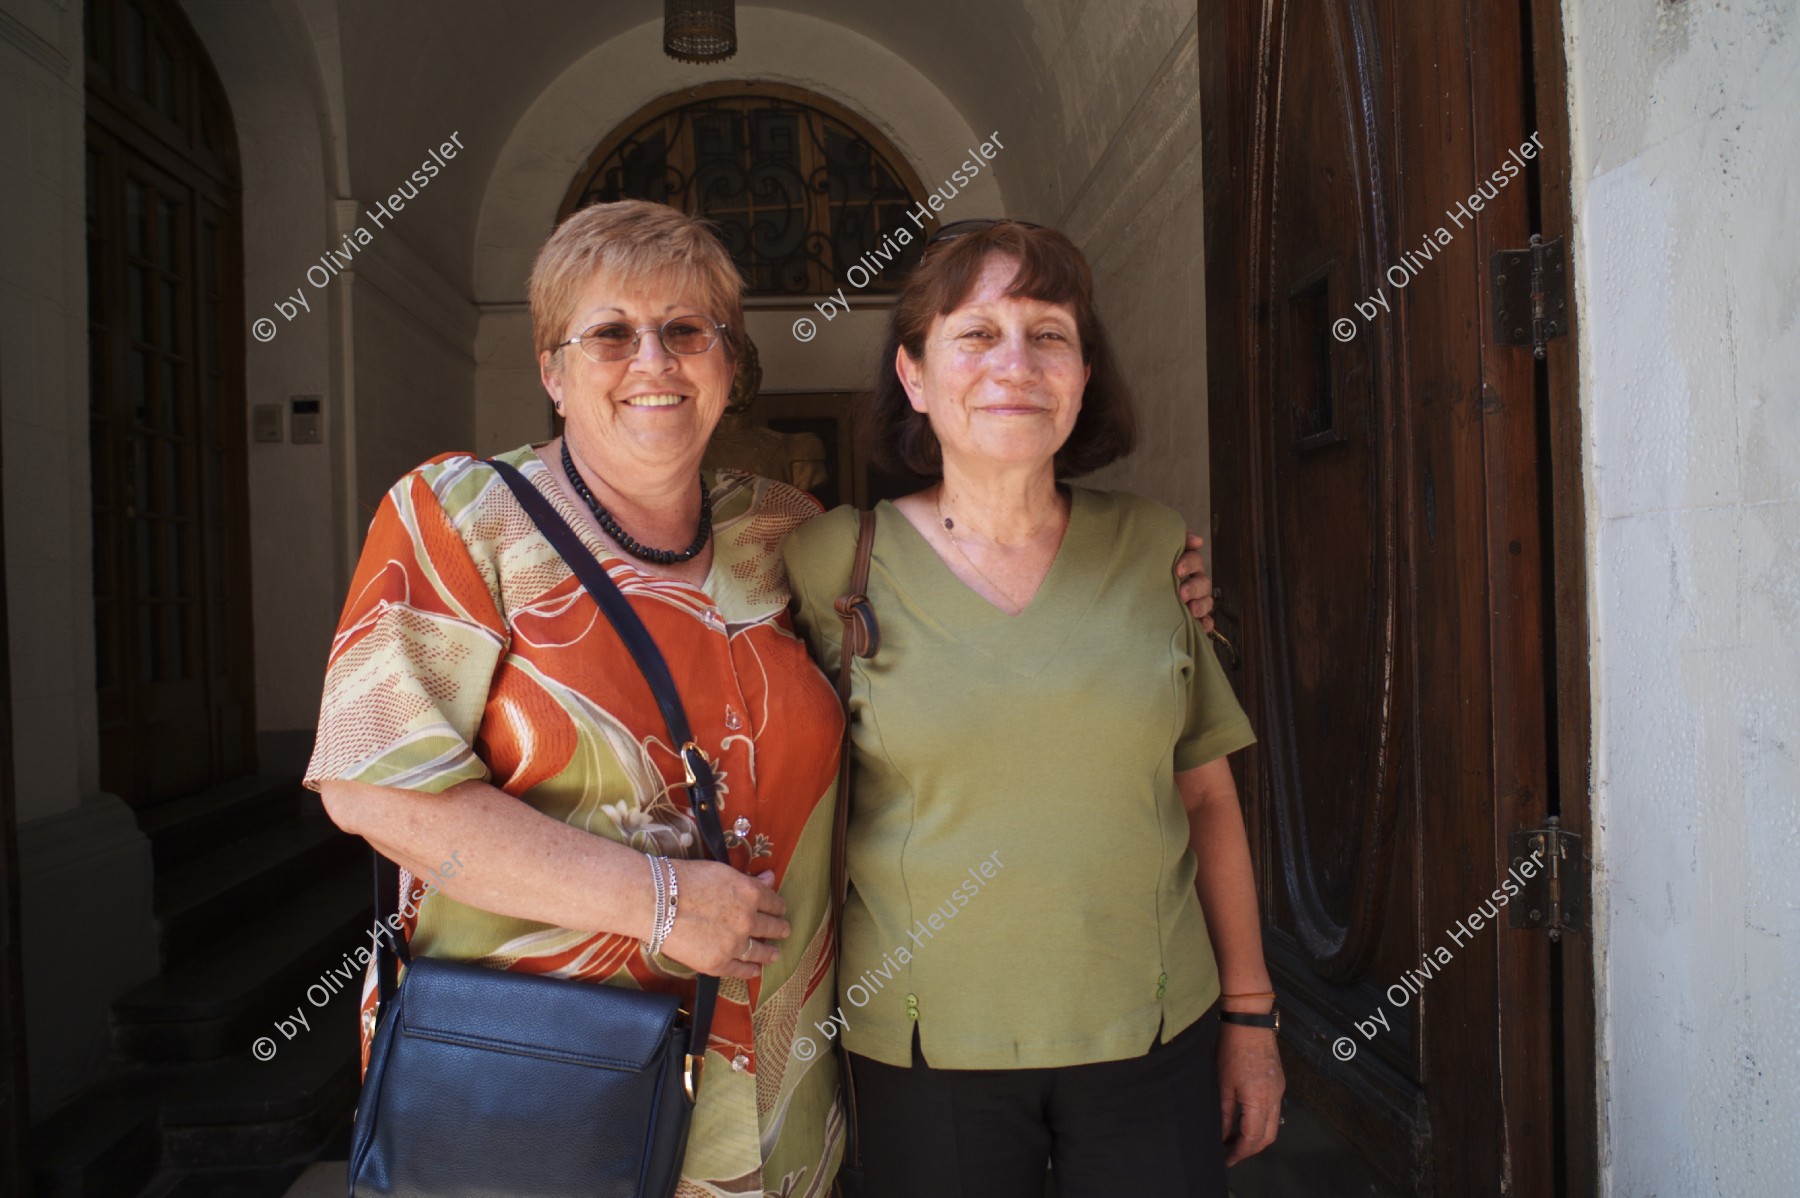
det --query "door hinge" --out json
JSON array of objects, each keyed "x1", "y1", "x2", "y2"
[
  {"x1": 1508, "y1": 816, "x2": 1584, "y2": 939},
  {"x1": 1491, "y1": 233, "x2": 1569, "y2": 359}
]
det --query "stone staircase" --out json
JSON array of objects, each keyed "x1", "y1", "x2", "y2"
[{"x1": 29, "y1": 776, "x2": 369, "y2": 1197}]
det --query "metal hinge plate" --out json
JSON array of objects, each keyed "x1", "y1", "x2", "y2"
[
  {"x1": 1492, "y1": 234, "x2": 1569, "y2": 359},
  {"x1": 1508, "y1": 816, "x2": 1584, "y2": 939}
]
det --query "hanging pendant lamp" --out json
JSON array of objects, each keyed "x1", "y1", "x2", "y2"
[{"x1": 664, "y1": 0, "x2": 737, "y2": 64}]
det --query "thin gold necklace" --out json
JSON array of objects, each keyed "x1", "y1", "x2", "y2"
[{"x1": 934, "y1": 489, "x2": 1062, "y2": 609}]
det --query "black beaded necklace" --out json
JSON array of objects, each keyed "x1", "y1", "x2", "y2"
[{"x1": 559, "y1": 440, "x2": 712, "y2": 566}]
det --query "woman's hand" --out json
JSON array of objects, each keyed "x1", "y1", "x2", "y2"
[
  {"x1": 1177, "y1": 533, "x2": 1217, "y2": 629},
  {"x1": 1218, "y1": 1023, "x2": 1285, "y2": 1164},
  {"x1": 659, "y1": 862, "x2": 793, "y2": 980}
]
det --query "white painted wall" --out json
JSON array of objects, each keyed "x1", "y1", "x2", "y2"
[
  {"x1": 182, "y1": 0, "x2": 346, "y2": 760},
  {"x1": 1036, "y1": 1, "x2": 1212, "y2": 536},
  {"x1": 470, "y1": 7, "x2": 1005, "y2": 456},
  {"x1": 183, "y1": 0, "x2": 477, "y2": 750},
  {"x1": 1563, "y1": 0, "x2": 1800, "y2": 1192}
]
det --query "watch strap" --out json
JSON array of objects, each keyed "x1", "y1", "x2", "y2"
[{"x1": 1219, "y1": 1007, "x2": 1281, "y2": 1031}]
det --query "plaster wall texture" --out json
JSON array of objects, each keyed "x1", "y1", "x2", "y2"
[
  {"x1": 347, "y1": 231, "x2": 478, "y2": 509},
  {"x1": 1562, "y1": 0, "x2": 1800, "y2": 1192},
  {"x1": 185, "y1": 0, "x2": 479, "y2": 732},
  {"x1": 0, "y1": 0, "x2": 100, "y2": 823},
  {"x1": 182, "y1": 0, "x2": 345, "y2": 734},
  {"x1": 470, "y1": 8, "x2": 1003, "y2": 454},
  {"x1": 1, "y1": 0, "x2": 158, "y2": 1116},
  {"x1": 1055, "y1": 14, "x2": 1212, "y2": 536}
]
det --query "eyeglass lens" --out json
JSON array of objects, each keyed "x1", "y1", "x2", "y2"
[{"x1": 579, "y1": 316, "x2": 718, "y2": 361}]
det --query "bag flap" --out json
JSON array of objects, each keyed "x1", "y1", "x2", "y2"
[{"x1": 398, "y1": 956, "x2": 684, "y2": 1071}]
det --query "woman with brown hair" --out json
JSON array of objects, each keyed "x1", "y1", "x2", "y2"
[
  {"x1": 782, "y1": 219, "x2": 1284, "y2": 1196},
  {"x1": 306, "y1": 199, "x2": 1221, "y2": 1195}
]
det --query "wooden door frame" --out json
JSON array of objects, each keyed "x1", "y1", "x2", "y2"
[
  {"x1": 1197, "y1": 0, "x2": 1596, "y2": 1193},
  {"x1": 0, "y1": 373, "x2": 28, "y2": 1194},
  {"x1": 1522, "y1": 1, "x2": 1597, "y2": 1191}
]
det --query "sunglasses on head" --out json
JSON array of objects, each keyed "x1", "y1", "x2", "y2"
[{"x1": 925, "y1": 218, "x2": 1046, "y2": 246}]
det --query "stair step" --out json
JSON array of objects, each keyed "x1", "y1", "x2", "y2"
[
  {"x1": 138, "y1": 1162, "x2": 308, "y2": 1198},
  {"x1": 33, "y1": 999, "x2": 359, "y2": 1192},
  {"x1": 137, "y1": 777, "x2": 308, "y2": 874},
  {"x1": 157, "y1": 994, "x2": 360, "y2": 1169},
  {"x1": 116, "y1": 854, "x2": 373, "y2": 1061},
  {"x1": 28, "y1": 1073, "x2": 160, "y2": 1198},
  {"x1": 154, "y1": 806, "x2": 361, "y2": 966}
]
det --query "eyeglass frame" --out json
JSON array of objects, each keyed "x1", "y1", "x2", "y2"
[
  {"x1": 552, "y1": 314, "x2": 730, "y2": 363},
  {"x1": 925, "y1": 218, "x2": 1047, "y2": 247}
]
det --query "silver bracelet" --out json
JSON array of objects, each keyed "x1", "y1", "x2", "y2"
[
  {"x1": 657, "y1": 859, "x2": 680, "y2": 951},
  {"x1": 646, "y1": 854, "x2": 670, "y2": 955}
]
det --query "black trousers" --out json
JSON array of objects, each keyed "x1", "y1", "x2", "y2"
[{"x1": 845, "y1": 1007, "x2": 1227, "y2": 1198}]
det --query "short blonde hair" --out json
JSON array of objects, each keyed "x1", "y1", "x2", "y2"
[{"x1": 528, "y1": 200, "x2": 744, "y2": 364}]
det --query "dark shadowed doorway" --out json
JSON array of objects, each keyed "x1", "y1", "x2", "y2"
[{"x1": 85, "y1": 0, "x2": 255, "y2": 806}]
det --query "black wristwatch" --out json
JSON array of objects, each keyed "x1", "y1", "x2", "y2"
[{"x1": 1219, "y1": 1007, "x2": 1281, "y2": 1031}]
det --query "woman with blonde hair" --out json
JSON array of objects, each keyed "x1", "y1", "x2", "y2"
[
  {"x1": 307, "y1": 201, "x2": 1220, "y2": 1196},
  {"x1": 309, "y1": 200, "x2": 846, "y2": 1194}
]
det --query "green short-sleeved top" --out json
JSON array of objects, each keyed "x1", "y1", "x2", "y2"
[{"x1": 780, "y1": 487, "x2": 1256, "y2": 1070}]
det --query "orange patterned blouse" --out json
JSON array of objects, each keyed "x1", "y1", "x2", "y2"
[{"x1": 304, "y1": 446, "x2": 846, "y2": 1198}]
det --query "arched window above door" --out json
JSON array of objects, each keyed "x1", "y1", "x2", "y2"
[{"x1": 560, "y1": 83, "x2": 927, "y2": 295}]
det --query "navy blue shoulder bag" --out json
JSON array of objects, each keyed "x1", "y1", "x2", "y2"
[{"x1": 347, "y1": 458, "x2": 730, "y2": 1197}]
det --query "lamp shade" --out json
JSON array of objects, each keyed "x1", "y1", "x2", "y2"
[{"x1": 664, "y1": 0, "x2": 736, "y2": 63}]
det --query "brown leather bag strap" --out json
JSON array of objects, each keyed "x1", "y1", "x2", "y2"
[
  {"x1": 828, "y1": 509, "x2": 877, "y2": 1184},
  {"x1": 829, "y1": 509, "x2": 878, "y2": 918}
]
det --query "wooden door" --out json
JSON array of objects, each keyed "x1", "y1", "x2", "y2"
[
  {"x1": 1199, "y1": 1, "x2": 1595, "y2": 1194},
  {"x1": 86, "y1": 0, "x2": 254, "y2": 805}
]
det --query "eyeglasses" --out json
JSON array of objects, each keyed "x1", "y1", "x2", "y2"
[
  {"x1": 925, "y1": 218, "x2": 1046, "y2": 246},
  {"x1": 555, "y1": 314, "x2": 727, "y2": 363}
]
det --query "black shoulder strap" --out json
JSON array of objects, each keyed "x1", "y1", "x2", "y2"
[
  {"x1": 372, "y1": 456, "x2": 730, "y2": 1093},
  {"x1": 489, "y1": 459, "x2": 728, "y2": 858}
]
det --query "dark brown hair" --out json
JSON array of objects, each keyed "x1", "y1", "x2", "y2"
[{"x1": 864, "y1": 222, "x2": 1136, "y2": 480}]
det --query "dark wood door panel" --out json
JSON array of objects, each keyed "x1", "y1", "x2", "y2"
[
  {"x1": 87, "y1": 0, "x2": 254, "y2": 807},
  {"x1": 1203, "y1": 0, "x2": 1585, "y2": 1193},
  {"x1": 1257, "y1": 0, "x2": 1403, "y2": 988}
]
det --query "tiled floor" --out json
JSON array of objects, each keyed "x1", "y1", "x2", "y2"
[{"x1": 282, "y1": 1163, "x2": 342, "y2": 1197}]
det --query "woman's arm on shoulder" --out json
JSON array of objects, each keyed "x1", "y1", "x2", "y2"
[
  {"x1": 778, "y1": 502, "x2": 862, "y2": 653},
  {"x1": 1093, "y1": 488, "x2": 1217, "y2": 627},
  {"x1": 1178, "y1": 532, "x2": 1217, "y2": 629}
]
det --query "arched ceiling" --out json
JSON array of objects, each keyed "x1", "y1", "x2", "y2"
[{"x1": 319, "y1": 0, "x2": 1193, "y2": 292}]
